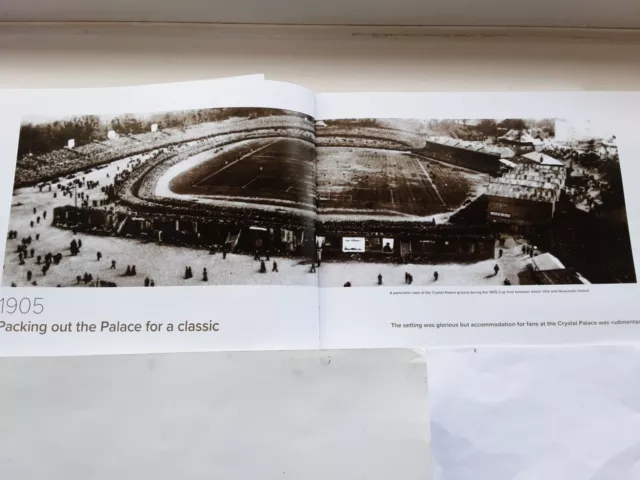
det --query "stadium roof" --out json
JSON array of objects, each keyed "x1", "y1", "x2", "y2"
[
  {"x1": 427, "y1": 135, "x2": 515, "y2": 158},
  {"x1": 532, "y1": 252, "x2": 565, "y2": 271},
  {"x1": 521, "y1": 151, "x2": 565, "y2": 166},
  {"x1": 499, "y1": 158, "x2": 518, "y2": 168},
  {"x1": 534, "y1": 268, "x2": 589, "y2": 285},
  {"x1": 487, "y1": 164, "x2": 566, "y2": 203}
]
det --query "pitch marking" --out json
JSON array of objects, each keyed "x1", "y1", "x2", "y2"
[
  {"x1": 414, "y1": 157, "x2": 446, "y2": 206},
  {"x1": 242, "y1": 176, "x2": 261, "y2": 189},
  {"x1": 195, "y1": 139, "x2": 281, "y2": 185}
]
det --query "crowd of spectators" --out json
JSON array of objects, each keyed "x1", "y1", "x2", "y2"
[
  {"x1": 316, "y1": 125, "x2": 422, "y2": 149},
  {"x1": 14, "y1": 115, "x2": 314, "y2": 188}
]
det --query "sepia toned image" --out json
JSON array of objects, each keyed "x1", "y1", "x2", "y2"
[
  {"x1": 315, "y1": 117, "x2": 636, "y2": 287},
  {"x1": 3, "y1": 107, "x2": 317, "y2": 288}
]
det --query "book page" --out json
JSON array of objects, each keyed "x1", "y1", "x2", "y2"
[
  {"x1": 315, "y1": 91, "x2": 640, "y2": 348},
  {"x1": 0, "y1": 77, "x2": 320, "y2": 356}
]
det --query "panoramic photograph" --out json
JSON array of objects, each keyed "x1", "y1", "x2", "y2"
[
  {"x1": 315, "y1": 117, "x2": 636, "y2": 287},
  {"x1": 3, "y1": 107, "x2": 317, "y2": 287}
]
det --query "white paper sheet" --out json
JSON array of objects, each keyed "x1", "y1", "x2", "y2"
[
  {"x1": 0, "y1": 349, "x2": 432, "y2": 480},
  {"x1": 426, "y1": 346, "x2": 640, "y2": 480}
]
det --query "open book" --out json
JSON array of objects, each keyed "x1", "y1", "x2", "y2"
[{"x1": 1, "y1": 76, "x2": 639, "y2": 356}]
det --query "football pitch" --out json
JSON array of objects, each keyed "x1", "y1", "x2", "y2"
[
  {"x1": 168, "y1": 138, "x2": 315, "y2": 208},
  {"x1": 317, "y1": 147, "x2": 485, "y2": 217}
]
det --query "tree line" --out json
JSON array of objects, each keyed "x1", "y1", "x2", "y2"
[
  {"x1": 18, "y1": 107, "x2": 303, "y2": 157},
  {"x1": 426, "y1": 118, "x2": 555, "y2": 141}
]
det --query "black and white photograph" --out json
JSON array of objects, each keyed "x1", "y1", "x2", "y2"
[
  {"x1": 3, "y1": 107, "x2": 317, "y2": 287},
  {"x1": 315, "y1": 117, "x2": 636, "y2": 287}
]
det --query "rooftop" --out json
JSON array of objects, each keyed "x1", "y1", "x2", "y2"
[
  {"x1": 521, "y1": 151, "x2": 565, "y2": 166},
  {"x1": 534, "y1": 268, "x2": 590, "y2": 285},
  {"x1": 426, "y1": 135, "x2": 515, "y2": 158},
  {"x1": 499, "y1": 158, "x2": 518, "y2": 168},
  {"x1": 487, "y1": 163, "x2": 566, "y2": 203},
  {"x1": 498, "y1": 129, "x2": 538, "y2": 145},
  {"x1": 532, "y1": 252, "x2": 565, "y2": 271}
]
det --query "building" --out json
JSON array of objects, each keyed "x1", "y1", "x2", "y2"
[
  {"x1": 497, "y1": 129, "x2": 537, "y2": 150},
  {"x1": 530, "y1": 252, "x2": 590, "y2": 285},
  {"x1": 52, "y1": 205, "x2": 313, "y2": 256},
  {"x1": 317, "y1": 223, "x2": 495, "y2": 264},
  {"x1": 519, "y1": 151, "x2": 565, "y2": 167},
  {"x1": 422, "y1": 137, "x2": 507, "y2": 175},
  {"x1": 486, "y1": 163, "x2": 567, "y2": 225}
]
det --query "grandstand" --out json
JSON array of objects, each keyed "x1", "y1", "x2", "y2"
[
  {"x1": 317, "y1": 222, "x2": 495, "y2": 264},
  {"x1": 486, "y1": 163, "x2": 567, "y2": 225},
  {"x1": 316, "y1": 124, "x2": 424, "y2": 150},
  {"x1": 13, "y1": 113, "x2": 314, "y2": 188},
  {"x1": 73, "y1": 142, "x2": 109, "y2": 156},
  {"x1": 418, "y1": 137, "x2": 506, "y2": 176},
  {"x1": 130, "y1": 131, "x2": 169, "y2": 144},
  {"x1": 426, "y1": 136, "x2": 515, "y2": 159}
]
